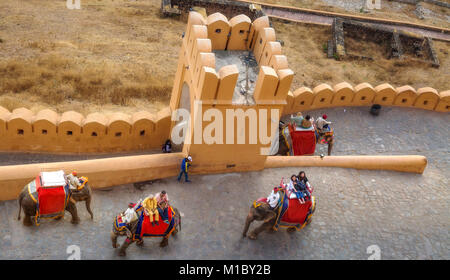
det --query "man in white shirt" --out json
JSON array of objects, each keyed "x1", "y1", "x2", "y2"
[
  {"x1": 267, "y1": 187, "x2": 280, "y2": 210},
  {"x1": 122, "y1": 203, "x2": 139, "y2": 224},
  {"x1": 67, "y1": 171, "x2": 81, "y2": 190},
  {"x1": 315, "y1": 114, "x2": 332, "y2": 133}
]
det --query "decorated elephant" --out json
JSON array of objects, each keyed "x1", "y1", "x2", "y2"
[
  {"x1": 278, "y1": 121, "x2": 334, "y2": 156},
  {"x1": 111, "y1": 204, "x2": 181, "y2": 256},
  {"x1": 315, "y1": 127, "x2": 334, "y2": 156},
  {"x1": 277, "y1": 121, "x2": 290, "y2": 156},
  {"x1": 17, "y1": 176, "x2": 93, "y2": 226},
  {"x1": 242, "y1": 198, "x2": 278, "y2": 240},
  {"x1": 243, "y1": 188, "x2": 316, "y2": 240}
]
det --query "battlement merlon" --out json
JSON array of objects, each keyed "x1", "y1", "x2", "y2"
[{"x1": 170, "y1": 11, "x2": 294, "y2": 109}]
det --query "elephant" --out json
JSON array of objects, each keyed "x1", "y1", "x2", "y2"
[
  {"x1": 242, "y1": 200, "x2": 278, "y2": 240},
  {"x1": 242, "y1": 190, "x2": 315, "y2": 240},
  {"x1": 316, "y1": 129, "x2": 334, "y2": 156},
  {"x1": 277, "y1": 121, "x2": 290, "y2": 156},
  {"x1": 111, "y1": 207, "x2": 181, "y2": 256},
  {"x1": 17, "y1": 180, "x2": 93, "y2": 226},
  {"x1": 278, "y1": 121, "x2": 334, "y2": 156}
]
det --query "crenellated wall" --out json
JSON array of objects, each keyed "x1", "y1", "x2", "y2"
[
  {"x1": 284, "y1": 82, "x2": 450, "y2": 115},
  {"x1": 169, "y1": 12, "x2": 295, "y2": 174},
  {"x1": 0, "y1": 11, "x2": 447, "y2": 158},
  {"x1": 0, "y1": 11, "x2": 439, "y2": 200},
  {"x1": 0, "y1": 106, "x2": 172, "y2": 153}
]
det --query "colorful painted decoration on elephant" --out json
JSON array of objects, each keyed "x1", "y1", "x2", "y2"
[
  {"x1": 114, "y1": 215, "x2": 129, "y2": 232},
  {"x1": 316, "y1": 128, "x2": 334, "y2": 145}
]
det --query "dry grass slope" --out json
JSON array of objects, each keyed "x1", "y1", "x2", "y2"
[
  {"x1": 0, "y1": 0, "x2": 448, "y2": 115},
  {"x1": 0, "y1": 56, "x2": 171, "y2": 106},
  {"x1": 0, "y1": 0, "x2": 184, "y2": 115}
]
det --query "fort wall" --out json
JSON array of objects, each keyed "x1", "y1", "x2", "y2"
[
  {"x1": 170, "y1": 12, "x2": 294, "y2": 173},
  {"x1": 0, "y1": 153, "x2": 184, "y2": 201},
  {"x1": 0, "y1": 106, "x2": 172, "y2": 153},
  {"x1": 0, "y1": 11, "x2": 448, "y2": 157},
  {"x1": 284, "y1": 83, "x2": 450, "y2": 115}
]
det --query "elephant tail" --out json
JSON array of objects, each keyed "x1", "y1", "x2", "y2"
[{"x1": 17, "y1": 192, "x2": 24, "y2": 220}]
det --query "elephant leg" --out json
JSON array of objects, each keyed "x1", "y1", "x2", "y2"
[
  {"x1": 242, "y1": 212, "x2": 255, "y2": 238},
  {"x1": 136, "y1": 239, "x2": 144, "y2": 247},
  {"x1": 328, "y1": 141, "x2": 333, "y2": 156},
  {"x1": 160, "y1": 236, "x2": 168, "y2": 247},
  {"x1": 23, "y1": 214, "x2": 33, "y2": 226},
  {"x1": 287, "y1": 227, "x2": 297, "y2": 233},
  {"x1": 119, "y1": 238, "x2": 133, "y2": 256},
  {"x1": 248, "y1": 221, "x2": 273, "y2": 240},
  {"x1": 85, "y1": 198, "x2": 94, "y2": 220},
  {"x1": 111, "y1": 231, "x2": 119, "y2": 248},
  {"x1": 267, "y1": 227, "x2": 276, "y2": 234},
  {"x1": 66, "y1": 202, "x2": 80, "y2": 224}
]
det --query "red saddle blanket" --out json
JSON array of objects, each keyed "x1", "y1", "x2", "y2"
[
  {"x1": 256, "y1": 197, "x2": 267, "y2": 203},
  {"x1": 135, "y1": 207, "x2": 176, "y2": 238},
  {"x1": 36, "y1": 176, "x2": 68, "y2": 217},
  {"x1": 280, "y1": 198, "x2": 312, "y2": 225},
  {"x1": 289, "y1": 125, "x2": 316, "y2": 155}
]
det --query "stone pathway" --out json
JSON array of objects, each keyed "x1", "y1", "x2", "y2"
[
  {"x1": 262, "y1": 1, "x2": 450, "y2": 41},
  {"x1": 0, "y1": 106, "x2": 448, "y2": 259}
]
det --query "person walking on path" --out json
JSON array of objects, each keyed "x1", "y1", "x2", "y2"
[{"x1": 177, "y1": 155, "x2": 192, "y2": 183}]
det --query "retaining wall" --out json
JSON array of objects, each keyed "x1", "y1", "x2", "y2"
[
  {"x1": 0, "y1": 153, "x2": 184, "y2": 201},
  {"x1": 265, "y1": 155, "x2": 427, "y2": 174},
  {"x1": 0, "y1": 153, "x2": 427, "y2": 201}
]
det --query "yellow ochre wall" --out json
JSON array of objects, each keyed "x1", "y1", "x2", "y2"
[
  {"x1": 0, "y1": 12, "x2": 436, "y2": 201},
  {"x1": 0, "y1": 12, "x2": 447, "y2": 158},
  {"x1": 0, "y1": 153, "x2": 185, "y2": 201},
  {"x1": 0, "y1": 153, "x2": 427, "y2": 201},
  {"x1": 284, "y1": 82, "x2": 450, "y2": 115},
  {"x1": 170, "y1": 12, "x2": 294, "y2": 174},
  {"x1": 0, "y1": 106, "x2": 171, "y2": 153}
]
